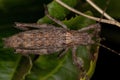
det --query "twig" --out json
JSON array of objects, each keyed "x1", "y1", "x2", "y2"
[
  {"x1": 55, "y1": 0, "x2": 120, "y2": 27},
  {"x1": 86, "y1": 0, "x2": 114, "y2": 20}
]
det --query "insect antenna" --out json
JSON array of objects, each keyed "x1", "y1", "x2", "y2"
[
  {"x1": 94, "y1": 0, "x2": 120, "y2": 55},
  {"x1": 96, "y1": 42, "x2": 120, "y2": 55},
  {"x1": 44, "y1": 4, "x2": 68, "y2": 29}
]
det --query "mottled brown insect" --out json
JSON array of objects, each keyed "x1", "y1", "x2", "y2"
[
  {"x1": 3, "y1": 11, "x2": 101, "y2": 80},
  {"x1": 4, "y1": 23, "x2": 100, "y2": 54}
]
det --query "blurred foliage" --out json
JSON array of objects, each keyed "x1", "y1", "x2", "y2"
[
  {"x1": 78, "y1": 0, "x2": 120, "y2": 18},
  {"x1": 0, "y1": 0, "x2": 120, "y2": 80},
  {"x1": 94, "y1": 0, "x2": 120, "y2": 18}
]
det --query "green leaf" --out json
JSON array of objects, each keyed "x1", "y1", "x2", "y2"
[
  {"x1": 63, "y1": 11, "x2": 95, "y2": 30},
  {"x1": 26, "y1": 51, "x2": 79, "y2": 80},
  {"x1": 0, "y1": 43, "x2": 21, "y2": 80},
  {"x1": 0, "y1": 25, "x2": 32, "y2": 80},
  {"x1": 12, "y1": 56, "x2": 32, "y2": 80},
  {"x1": 37, "y1": 0, "x2": 78, "y2": 24}
]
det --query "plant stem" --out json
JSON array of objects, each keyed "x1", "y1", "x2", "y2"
[{"x1": 55, "y1": 0, "x2": 120, "y2": 27}]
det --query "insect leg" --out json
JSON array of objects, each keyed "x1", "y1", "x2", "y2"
[
  {"x1": 78, "y1": 23, "x2": 101, "y2": 33},
  {"x1": 58, "y1": 48, "x2": 69, "y2": 58},
  {"x1": 14, "y1": 22, "x2": 56, "y2": 30},
  {"x1": 44, "y1": 5, "x2": 68, "y2": 29},
  {"x1": 72, "y1": 46, "x2": 89, "y2": 79},
  {"x1": 78, "y1": 23, "x2": 101, "y2": 41},
  {"x1": 15, "y1": 49, "x2": 49, "y2": 55},
  {"x1": 72, "y1": 46, "x2": 91, "y2": 80},
  {"x1": 72, "y1": 46, "x2": 84, "y2": 71}
]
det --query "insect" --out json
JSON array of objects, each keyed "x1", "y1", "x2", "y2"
[{"x1": 3, "y1": 8, "x2": 101, "y2": 80}]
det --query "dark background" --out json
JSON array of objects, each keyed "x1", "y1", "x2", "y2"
[{"x1": 91, "y1": 23, "x2": 120, "y2": 80}]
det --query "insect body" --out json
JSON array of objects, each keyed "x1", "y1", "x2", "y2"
[{"x1": 4, "y1": 23, "x2": 100, "y2": 55}]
